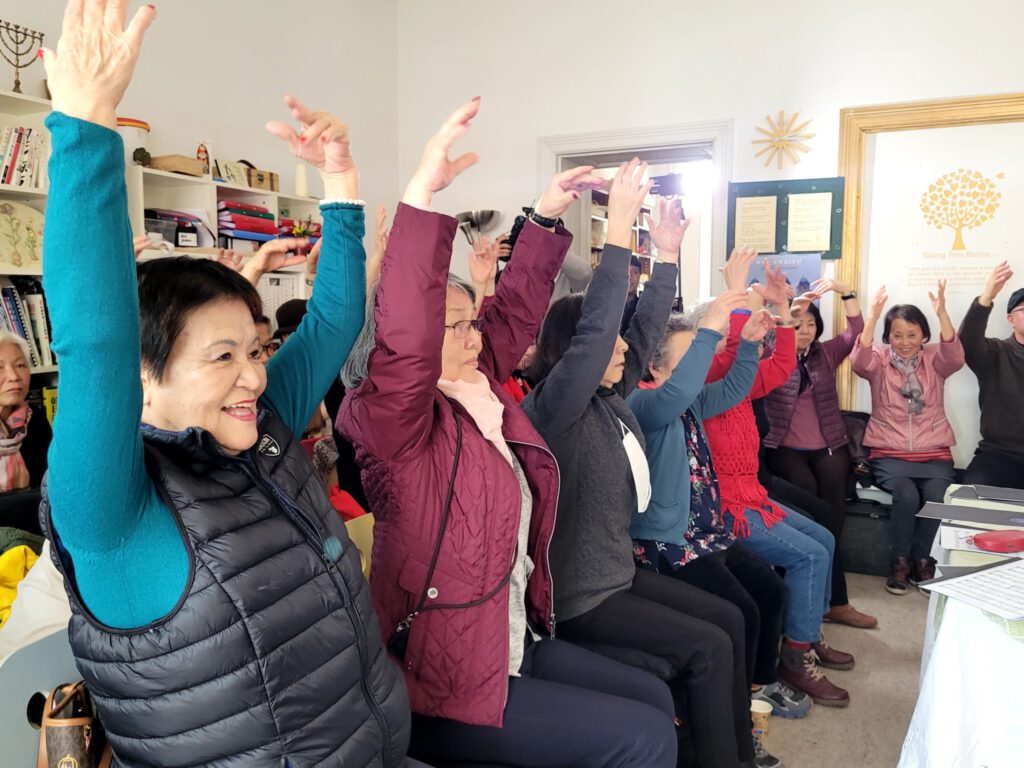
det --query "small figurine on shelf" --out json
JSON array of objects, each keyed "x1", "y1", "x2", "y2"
[{"x1": 196, "y1": 141, "x2": 210, "y2": 175}]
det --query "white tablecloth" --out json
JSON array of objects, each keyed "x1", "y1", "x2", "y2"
[{"x1": 899, "y1": 490, "x2": 1024, "y2": 768}]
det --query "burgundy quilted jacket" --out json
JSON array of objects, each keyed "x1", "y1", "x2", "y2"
[
  {"x1": 763, "y1": 315, "x2": 864, "y2": 451},
  {"x1": 339, "y1": 203, "x2": 570, "y2": 727}
]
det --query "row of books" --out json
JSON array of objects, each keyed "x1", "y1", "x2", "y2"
[
  {"x1": 0, "y1": 277, "x2": 55, "y2": 368},
  {"x1": 26, "y1": 385, "x2": 58, "y2": 427},
  {"x1": 0, "y1": 125, "x2": 47, "y2": 189},
  {"x1": 218, "y1": 200, "x2": 278, "y2": 236}
]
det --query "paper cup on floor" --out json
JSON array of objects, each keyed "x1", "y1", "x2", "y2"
[{"x1": 750, "y1": 699, "x2": 772, "y2": 744}]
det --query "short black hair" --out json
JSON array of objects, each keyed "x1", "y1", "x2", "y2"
[
  {"x1": 137, "y1": 257, "x2": 263, "y2": 382},
  {"x1": 528, "y1": 293, "x2": 585, "y2": 382},
  {"x1": 629, "y1": 256, "x2": 642, "y2": 271},
  {"x1": 882, "y1": 304, "x2": 931, "y2": 344},
  {"x1": 255, "y1": 315, "x2": 271, "y2": 326}
]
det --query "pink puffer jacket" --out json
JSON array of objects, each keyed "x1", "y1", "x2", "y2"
[
  {"x1": 849, "y1": 336, "x2": 965, "y2": 453},
  {"x1": 339, "y1": 203, "x2": 570, "y2": 727}
]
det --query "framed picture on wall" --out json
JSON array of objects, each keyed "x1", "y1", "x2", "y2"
[{"x1": 836, "y1": 92, "x2": 1024, "y2": 466}]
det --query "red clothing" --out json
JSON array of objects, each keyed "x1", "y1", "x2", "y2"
[
  {"x1": 869, "y1": 448, "x2": 953, "y2": 462},
  {"x1": 704, "y1": 312, "x2": 797, "y2": 536},
  {"x1": 339, "y1": 204, "x2": 570, "y2": 727},
  {"x1": 502, "y1": 375, "x2": 532, "y2": 404}
]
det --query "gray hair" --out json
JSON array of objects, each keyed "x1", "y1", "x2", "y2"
[
  {"x1": 647, "y1": 306, "x2": 706, "y2": 374},
  {"x1": 341, "y1": 273, "x2": 478, "y2": 389},
  {"x1": 0, "y1": 331, "x2": 31, "y2": 364}
]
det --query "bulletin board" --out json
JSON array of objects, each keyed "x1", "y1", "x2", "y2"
[{"x1": 726, "y1": 177, "x2": 845, "y2": 259}]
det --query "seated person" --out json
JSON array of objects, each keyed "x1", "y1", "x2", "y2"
[
  {"x1": 704, "y1": 264, "x2": 854, "y2": 708},
  {"x1": 628, "y1": 296, "x2": 810, "y2": 737},
  {"x1": 960, "y1": 262, "x2": 1024, "y2": 489},
  {"x1": 340, "y1": 104, "x2": 676, "y2": 768},
  {"x1": 851, "y1": 283, "x2": 965, "y2": 594},
  {"x1": 762, "y1": 282, "x2": 876, "y2": 628},
  {"x1": 0, "y1": 332, "x2": 51, "y2": 493}
]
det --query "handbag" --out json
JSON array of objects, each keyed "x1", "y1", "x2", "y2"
[
  {"x1": 388, "y1": 410, "x2": 518, "y2": 661},
  {"x1": 37, "y1": 680, "x2": 112, "y2": 768}
]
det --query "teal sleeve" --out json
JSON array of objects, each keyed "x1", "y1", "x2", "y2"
[
  {"x1": 261, "y1": 204, "x2": 366, "y2": 436},
  {"x1": 43, "y1": 113, "x2": 187, "y2": 629},
  {"x1": 695, "y1": 339, "x2": 760, "y2": 420}
]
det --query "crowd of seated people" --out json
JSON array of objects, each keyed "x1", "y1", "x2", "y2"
[{"x1": 3, "y1": 3, "x2": 1024, "y2": 768}]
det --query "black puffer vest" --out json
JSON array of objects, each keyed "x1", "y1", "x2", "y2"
[
  {"x1": 763, "y1": 341, "x2": 849, "y2": 451},
  {"x1": 40, "y1": 411, "x2": 410, "y2": 768}
]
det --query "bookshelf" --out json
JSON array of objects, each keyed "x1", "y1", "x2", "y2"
[
  {"x1": 0, "y1": 89, "x2": 324, "y2": 386},
  {"x1": 589, "y1": 188, "x2": 653, "y2": 275}
]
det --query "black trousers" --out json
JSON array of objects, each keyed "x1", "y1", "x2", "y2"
[
  {"x1": 409, "y1": 637, "x2": 677, "y2": 768},
  {"x1": 664, "y1": 544, "x2": 787, "y2": 687},
  {"x1": 765, "y1": 446, "x2": 851, "y2": 607},
  {"x1": 872, "y1": 458, "x2": 952, "y2": 560},
  {"x1": 558, "y1": 568, "x2": 750, "y2": 768},
  {"x1": 964, "y1": 449, "x2": 1024, "y2": 490}
]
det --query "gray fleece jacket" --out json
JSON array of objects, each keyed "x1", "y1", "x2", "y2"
[{"x1": 522, "y1": 245, "x2": 678, "y2": 622}]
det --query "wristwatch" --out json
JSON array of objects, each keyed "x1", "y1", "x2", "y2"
[
  {"x1": 840, "y1": 291, "x2": 858, "y2": 300},
  {"x1": 529, "y1": 210, "x2": 559, "y2": 229}
]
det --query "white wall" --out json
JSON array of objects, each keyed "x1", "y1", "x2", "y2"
[
  {"x1": 8, "y1": 0, "x2": 399, "y2": 213},
  {"x1": 396, "y1": 0, "x2": 1024, "y2": 277}
]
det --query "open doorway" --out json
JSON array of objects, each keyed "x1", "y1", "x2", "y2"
[{"x1": 538, "y1": 120, "x2": 733, "y2": 307}]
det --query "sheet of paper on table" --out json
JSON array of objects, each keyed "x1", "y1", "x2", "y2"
[{"x1": 920, "y1": 558, "x2": 1024, "y2": 620}]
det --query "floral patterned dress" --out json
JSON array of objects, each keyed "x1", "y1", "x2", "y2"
[{"x1": 634, "y1": 409, "x2": 736, "y2": 572}]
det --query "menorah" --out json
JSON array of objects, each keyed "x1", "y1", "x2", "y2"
[{"x1": 0, "y1": 20, "x2": 44, "y2": 95}]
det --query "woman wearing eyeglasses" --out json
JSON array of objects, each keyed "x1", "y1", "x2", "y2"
[{"x1": 338, "y1": 102, "x2": 677, "y2": 767}]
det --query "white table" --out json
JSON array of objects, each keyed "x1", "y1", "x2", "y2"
[{"x1": 898, "y1": 490, "x2": 1024, "y2": 768}]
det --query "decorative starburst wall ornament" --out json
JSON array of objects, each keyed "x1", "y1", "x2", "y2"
[{"x1": 752, "y1": 111, "x2": 815, "y2": 169}]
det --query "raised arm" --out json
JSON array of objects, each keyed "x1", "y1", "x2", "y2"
[
  {"x1": 698, "y1": 311, "x2": 774, "y2": 419},
  {"x1": 257, "y1": 98, "x2": 370, "y2": 434},
  {"x1": 706, "y1": 246, "x2": 759, "y2": 381},
  {"x1": 618, "y1": 196, "x2": 685, "y2": 396},
  {"x1": 42, "y1": 3, "x2": 157, "y2": 552},
  {"x1": 851, "y1": 286, "x2": 888, "y2": 381},
  {"x1": 627, "y1": 290, "x2": 746, "y2": 431},
  {"x1": 340, "y1": 100, "x2": 478, "y2": 460},
  {"x1": 524, "y1": 160, "x2": 648, "y2": 434},
  {"x1": 812, "y1": 278, "x2": 864, "y2": 366},
  {"x1": 474, "y1": 167, "x2": 600, "y2": 381},
  {"x1": 927, "y1": 278, "x2": 965, "y2": 377},
  {"x1": 960, "y1": 262, "x2": 1013, "y2": 370}
]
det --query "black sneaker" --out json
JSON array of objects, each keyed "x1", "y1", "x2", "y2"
[{"x1": 753, "y1": 737, "x2": 784, "y2": 768}]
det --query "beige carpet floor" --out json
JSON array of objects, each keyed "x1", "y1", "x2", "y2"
[{"x1": 765, "y1": 572, "x2": 928, "y2": 768}]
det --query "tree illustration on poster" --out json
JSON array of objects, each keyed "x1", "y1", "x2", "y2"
[{"x1": 919, "y1": 169, "x2": 1003, "y2": 251}]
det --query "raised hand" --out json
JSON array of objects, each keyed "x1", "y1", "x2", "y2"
[
  {"x1": 495, "y1": 233, "x2": 512, "y2": 261},
  {"x1": 740, "y1": 309, "x2": 776, "y2": 342},
  {"x1": 403, "y1": 98, "x2": 481, "y2": 210},
  {"x1": 234, "y1": 237, "x2": 311, "y2": 287},
  {"x1": 751, "y1": 259, "x2": 790, "y2": 307},
  {"x1": 700, "y1": 289, "x2": 749, "y2": 334},
  {"x1": 41, "y1": 0, "x2": 157, "y2": 129},
  {"x1": 133, "y1": 234, "x2": 151, "y2": 260},
  {"x1": 266, "y1": 96, "x2": 356, "y2": 199},
  {"x1": 646, "y1": 197, "x2": 690, "y2": 265},
  {"x1": 790, "y1": 291, "x2": 821, "y2": 317},
  {"x1": 980, "y1": 261, "x2": 1014, "y2": 307},
  {"x1": 811, "y1": 278, "x2": 849, "y2": 296},
  {"x1": 928, "y1": 278, "x2": 949, "y2": 317},
  {"x1": 468, "y1": 236, "x2": 500, "y2": 293},
  {"x1": 869, "y1": 285, "x2": 889, "y2": 318},
  {"x1": 535, "y1": 166, "x2": 606, "y2": 220},
  {"x1": 606, "y1": 159, "x2": 651, "y2": 249},
  {"x1": 721, "y1": 246, "x2": 758, "y2": 291},
  {"x1": 216, "y1": 249, "x2": 245, "y2": 273}
]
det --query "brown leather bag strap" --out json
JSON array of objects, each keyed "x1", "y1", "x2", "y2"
[
  {"x1": 36, "y1": 689, "x2": 57, "y2": 768},
  {"x1": 46, "y1": 681, "x2": 88, "y2": 719}
]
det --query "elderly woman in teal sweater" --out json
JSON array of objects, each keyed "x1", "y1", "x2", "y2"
[
  {"x1": 627, "y1": 295, "x2": 809, "y2": 722},
  {"x1": 36, "y1": 3, "x2": 410, "y2": 766}
]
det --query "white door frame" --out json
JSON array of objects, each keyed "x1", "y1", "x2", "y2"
[{"x1": 537, "y1": 119, "x2": 733, "y2": 298}]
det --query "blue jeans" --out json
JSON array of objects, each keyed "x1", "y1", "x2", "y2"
[{"x1": 727, "y1": 505, "x2": 834, "y2": 643}]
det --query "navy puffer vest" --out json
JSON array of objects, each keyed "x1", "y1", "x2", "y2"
[{"x1": 40, "y1": 411, "x2": 409, "y2": 768}]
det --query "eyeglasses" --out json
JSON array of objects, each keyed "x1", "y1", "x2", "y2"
[
  {"x1": 259, "y1": 341, "x2": 281, "y2": 358},
  {"x1": 444, "y1": 319, "x2": 485, "y2": 339}
]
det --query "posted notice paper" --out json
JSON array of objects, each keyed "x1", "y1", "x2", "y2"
[
  {"x1": 734, "y1": 196, "x2": 777, "y2": 254},
  {"x1": 786, "y1": 191, "x2": 832, "y2": 252}
]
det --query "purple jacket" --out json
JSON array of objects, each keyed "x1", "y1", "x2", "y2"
[
  {"x1": 763, "y1": 314, "x2": 864, "y2": 451},
  {"x1": 339, "y1": 203, "x2": 570, "y2": 727}
]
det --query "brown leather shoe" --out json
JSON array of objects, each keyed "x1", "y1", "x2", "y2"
[
  {"x1": 886, "y1": 556, "x2": 910, "y2": 595},
  {"x1": 811, "y1": 637, "x2": 855, "y2": 670},
  {"x1": 910, "y1": 556, "x2": 937, "y2": 585},
  {"x1": 777, "y1": 645, "x2": 850, "y2": 707},
  {"x1": 824, "y1": 603, "x2": 879, "y2": 629}
]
